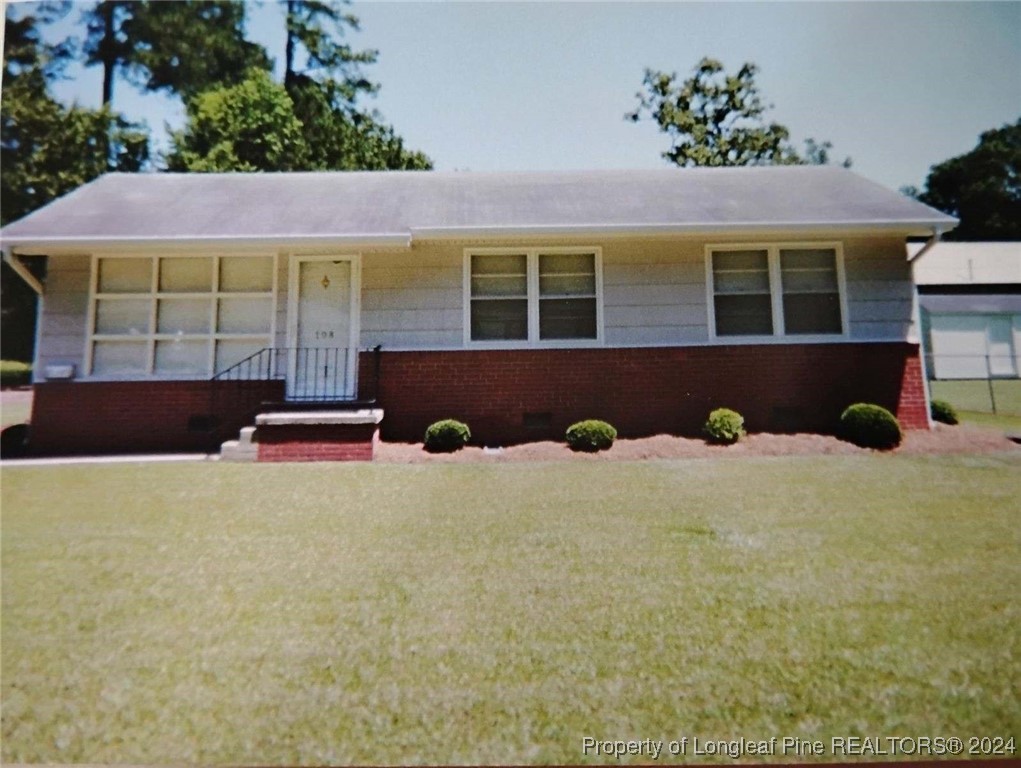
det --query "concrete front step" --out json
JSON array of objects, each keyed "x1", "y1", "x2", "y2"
[{"x1": 219, "y1": 410, "x2": 384, "y2": 462}]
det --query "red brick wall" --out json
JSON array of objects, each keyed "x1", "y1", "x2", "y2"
[
  {"x1": 25, "y1": 342, "x2": 928, "y2": 455},
  {"x1": 257, "y1": 424, "x2": 377, "y2": 462},
  {"x1": 29, "y1": 379, "x2": 284, "y2": 456},
  {"x1": 364, "y1": 342, "x2": 930, "y2": 445}
]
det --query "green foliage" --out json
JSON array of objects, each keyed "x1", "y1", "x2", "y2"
[
  {"x1": 166, "y1": 70, "x2": 309, "y2": 172},
  {"x1": 916, "y1": 118, "x2": 1021, "y2": 240},
  {"x1": 930, "y1": 398, "x2": 959, "y2": 426},
  {"x1": 839, "y1": 403, "x2": 903, "y2": 450},
  {"x1": 565, "y1": 420, "x2": 617, "y2": 452},
  {"x1": 628, "y1": 57, "x2": 848, "y2": 167},
  {"x1": 423, "y1": 419, "x2": 471, "y2": 453},
  {"x1": 0, "y1": 361, "x2": 33, "y2": 389},
  {"x1": 122, "y1": 1, "x2": 271, "y2": 100},
  {"x1": 703, "y1": 407, "x2": 745, "y2": 444}
]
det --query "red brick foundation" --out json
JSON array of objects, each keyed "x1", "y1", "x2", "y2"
[
  {"x1": 257, "y1": 424, "x2": 377, "y2": 462},
  {"x1": 25, "y1": 342, "x2": 928, "y2": 456},
  {"x1": 28, "y1": 379, "x2": 284, "y2": 456},
  {"x1": 362, "y1": 342, "x2": 930, "y2": 445}
]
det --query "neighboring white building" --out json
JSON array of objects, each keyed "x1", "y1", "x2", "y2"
[{"x1": 911, "y1": 242, "x2": 1021, "y2": 379}]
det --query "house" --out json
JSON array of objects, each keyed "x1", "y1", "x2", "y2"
[
  {"x1": 0, "y1": 166, "x2": 957, "y2": 460},
  {"x1": 910, "y1": 241, "x2": 1021, "y2": 380}
]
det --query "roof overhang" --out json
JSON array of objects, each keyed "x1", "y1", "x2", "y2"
[{"x1": 2, "y1": 233, "x2": 412, "y2": 255}]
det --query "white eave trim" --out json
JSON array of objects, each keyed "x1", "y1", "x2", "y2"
[
  {"x1": 1, "y1": 233, "x2": 411, "y2": 252},
  {"x1": 410, "y1": 219, "x2": 958, "y2": 239}
]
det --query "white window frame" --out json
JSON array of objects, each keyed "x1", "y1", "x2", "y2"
[
  {"x1": 84, "y1": 252, "x2": 278, "y2": 379},
  {"x1": 705, "y1": 242, "x2": 849, "y2": 342},
  {"x1": 463, "y1": 246, "x2": 604, "y2": 348}
]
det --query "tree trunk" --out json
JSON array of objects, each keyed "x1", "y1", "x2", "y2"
[{"x1": 284, "y1": 0, "x2": 296, "y2": 91}]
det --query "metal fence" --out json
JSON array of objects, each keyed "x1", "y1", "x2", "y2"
[{"x1": 925, "y1": 353, "x2": 1021, "y2": 416}]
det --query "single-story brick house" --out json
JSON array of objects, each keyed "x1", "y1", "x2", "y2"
[{"x1": 1, "y1": 166, "x2": 956, "y2": 459}]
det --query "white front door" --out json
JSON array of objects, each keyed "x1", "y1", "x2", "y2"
[{"x1": 289, "y1": 257, "x2": 359, "y2": 399}]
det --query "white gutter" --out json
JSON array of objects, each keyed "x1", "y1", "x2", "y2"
[
  {"x1": 410, "y1": 219, "x2": 957, "y2": 240},
  {"x1": 2, "y1": 248, "x2": 44, "y2": 295}
]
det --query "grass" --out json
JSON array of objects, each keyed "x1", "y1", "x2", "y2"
[
  {"x1": 958, "y1": 410, "x2": 1021, "y2": 432},
  {"x1": 929, "y1": 378, "x2": 1021, "y2": 417},
  {"x1": 0, "y1": 359, "x2": 32, "y2": 389},
  {"x1": 3, "y1": 456, "x2": 1020, "y2": 764}
]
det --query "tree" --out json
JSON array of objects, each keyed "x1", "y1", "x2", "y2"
[
  {"x1": 81, "y1": 0, "x2": 133, "y2": 105},
  {"x1": 628, "y1": 57, "x2": 848, "y2": 167},
  {"x1": 915, "y1": 119, "x2": 1021, "y2": 240},
  {"x1": 165, "y1": 70, "x2": 309, "y2": 172},
  {"x1": 2, "y1": 3, "x2": 148, "y2": 360},
  {"x1": 280, "y1": 0, "x2": 431, "y2": 170},
  {"x1": 122, "y1": 1, "x2": 271, "y2": 101}
]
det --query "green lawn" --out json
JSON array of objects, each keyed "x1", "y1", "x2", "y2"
[{"x1": 3, "y1": 456, "x2": 1020, "y2": 764}]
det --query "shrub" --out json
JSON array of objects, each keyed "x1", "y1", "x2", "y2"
[
  {"x1": 839, "y1": 403, "x2": 902, "y2": 449},
  {"x1": 565, "y1": 419, "x2": 617, "y2": 452},
  {"x1": 0, "y1": 424, "x2": 29, "y2": 458},
  {"x1": 703, "y1": 408, "x2": 745, "y2": 444},
  {"x1": 930, "y1": 398, "x2": 959, "y2": 425},
  {"x1": 0, "y1": 360, "x2": 32, "y2": 389},
  {"x1": 423, "y1": 419, "x2": 471, "y2": 453}
]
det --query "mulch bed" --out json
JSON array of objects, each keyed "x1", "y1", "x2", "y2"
[{"x1": 375, "y1": 423, "x2": 1020, "y2": 463}]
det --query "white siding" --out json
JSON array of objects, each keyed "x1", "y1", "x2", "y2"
[
  {"x1": 34, "y1": 254, "x2": 90, "y2": 381},
  {"x1": 360, "y1": 246, "x2": 462, "y2": 349},
  {"x1": 843, "y1": 238, "x2": 916, "y2": 342}
]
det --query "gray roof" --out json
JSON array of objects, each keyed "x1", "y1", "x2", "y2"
[{"x1": 1, "y1": 166, "x2": 957, "y2": 249}]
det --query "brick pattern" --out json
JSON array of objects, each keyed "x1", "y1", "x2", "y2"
[
  {"x1": 26, "y1": 342, "x2": 928, "y2": 456},
  {"x1": 29, "y1": 380, "x2": 284, "y2": 455},
  {"x1": 256, "y1": 424, "x2": 377, "y2": 462},
  {"x1": 364, "y1": 342, "x2": 930, "y2": 445}
]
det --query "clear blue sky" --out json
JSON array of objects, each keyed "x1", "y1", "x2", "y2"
[{"x1": 41, "y1": 1, "x2": 1021, "y2": 191}]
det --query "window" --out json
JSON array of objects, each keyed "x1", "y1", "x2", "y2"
[
  {"x1": 88, "y1": 255, "x2": 276, "y2": 377},
  {"x1": 708, "y1": 244, "x2": 845, "y2": 338},
  {"x1": 467, "y1": 248, "x2": 601, "y2": 344}
]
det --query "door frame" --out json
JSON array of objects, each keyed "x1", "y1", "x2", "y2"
[{"x1": 285, "y1": 253, "x2": 362, "y2": 398}]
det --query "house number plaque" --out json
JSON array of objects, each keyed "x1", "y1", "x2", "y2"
[{"x1": 321, "y1": 275, "x2": 331, "y2": 289}]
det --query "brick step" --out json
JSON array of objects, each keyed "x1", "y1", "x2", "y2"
[{"x1": 220, "y1": 410, "x2": 384, "y2": 463}]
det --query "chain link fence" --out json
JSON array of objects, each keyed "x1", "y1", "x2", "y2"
[{"x1": 925, "y1": 353, "x2": 1021, "y2": 416}]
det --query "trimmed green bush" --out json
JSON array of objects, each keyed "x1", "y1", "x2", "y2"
[
  {"x1": 423, "y1": 419, "x2": 471, "y2": 453},
  {"x1": 839, "y1": 403, "x2": 902, "y2": 449},
  {"x1": 930, "y1": 398, "x2": 959, "y2": 425},
  {"x1": 565, "y1": 420, "x2": 617, "y2": 452},
  {"x1": 0, "y1": 360, "x2": 32, "y2": 389},
  {"x1": 703, "y1": 408, "x2": 745, "y2": 444}
]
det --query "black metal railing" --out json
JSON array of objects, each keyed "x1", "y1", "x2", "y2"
[{"x1": 204, "y1": 346, "x2": 382, "y2": 445}]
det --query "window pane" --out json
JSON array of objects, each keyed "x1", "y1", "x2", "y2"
[
  {"x1": 95, "y1": 299, "x2": 150, "y2": 335},
  {"x1": 155, "y1": 340, "x2": 209, "y2": 375},
  {"x1": 215, "y1": 340, "x2": 267, "y2": 374},
  {"x1": 713, "y1": 250, "x2": 768, "y2": 271},
  {"x1": 159, "y1": 257, "x2": 213, "y2": 292},
  {"x1": 98, "y1": 258, "x2": 151, "y2": 293},
  {"x1": 539, "y1": 298, "x2": 597, "y2": 340},
  {"x1": 92, "y1": 341, "x2": 147, "y2": 374},
  {"x1": 220, "y1": 256, "x2": 273, "y2": 292},
  {"x1": 540, "y1": 254, "x2": 595, "y2": 297},
  {"x1": 714, "y1": 294, "x2": 773, "y2": 336},
  {"x1": 218, "y1": 297, "x2": 272, "y2": 333},
  {"x1": 471, "y1": 254, "x2": 527, "y2": 297},
  {"x1": 713, "y1": 270, "x2": 771, "y2": 294},
  {"x1": 781, "y1": 249, "x2": 838, "y2": 292},
  {"x1": 470, "y1": 299, "x2": 527, "y2": 341},
  {"x1": 783, "y1": 293, "x2": 842, "y2": 334},
  {"x1": 713, "y1": 250, "x2": 770, "y2": 293},
  {"x1": 158, "y1": 298, "x2": 211, "y2": 334},
  {"x1": 780, "y1": 248, "x2": 835, "y2": 270}
]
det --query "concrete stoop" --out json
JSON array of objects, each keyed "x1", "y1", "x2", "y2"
[{"x1": 219, "y1": 410, "x2": 383, "y2": 462}]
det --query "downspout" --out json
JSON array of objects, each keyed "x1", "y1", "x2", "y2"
[{"x1": 907, "y1": 230, "x2": 943, "y2": 428}]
